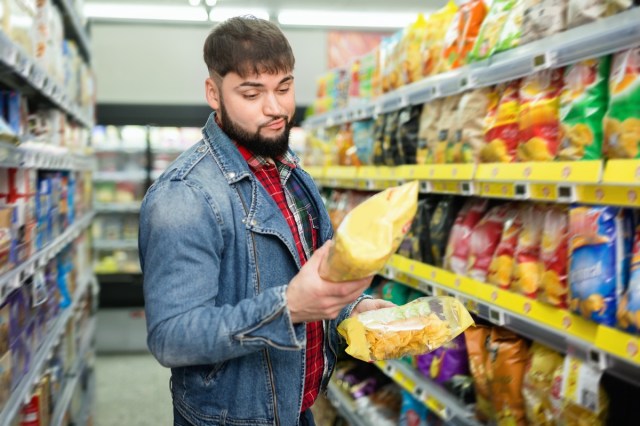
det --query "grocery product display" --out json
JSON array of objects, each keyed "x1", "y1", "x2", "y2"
[
  {"x1": 306, "y1": 7, "x2": 640, "y2": 425},
  {"x1": 0, "y1": 0, "x2": 96, "y2": 424}
]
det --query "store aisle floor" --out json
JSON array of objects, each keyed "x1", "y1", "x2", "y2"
[{"x1": 95, "y1": 354, "x2": 172, "y2": 426}]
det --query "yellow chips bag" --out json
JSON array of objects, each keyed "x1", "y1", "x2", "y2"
[
  {"x1": 319, "y1": 181, "x2": 419, "y2": 281},
  {"x1": 338, "y1": 296, "x2": 474, "y2": 362}
]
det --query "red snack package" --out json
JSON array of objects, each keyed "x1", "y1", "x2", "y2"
[
  {"x1": 539, "y1": 206, "x2": 570, "y2": 308},
  {"x1": 444, "y1": 198, "x2": 490, "y2": 275},
  {"x1": 481, "y1": 82, "x2": 521, "y2": 162},
  {"x1": 512, "y1": 204, "x2": 546, "y2": 298},
  {"x1": 488, "y1": 205, "x2": 523, "y2": 289}
]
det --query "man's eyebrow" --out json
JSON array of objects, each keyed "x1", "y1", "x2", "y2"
[
  {"x1": 237, "y1": 75, "x2": 294, "y2": 88},
  {"x1": 279, "y1": 75, "x2": 294, "y2": 84}
]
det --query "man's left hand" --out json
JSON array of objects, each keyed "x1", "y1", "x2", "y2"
[{"x1": 350, "y1": 299, "x2": 396, "y2": 317}]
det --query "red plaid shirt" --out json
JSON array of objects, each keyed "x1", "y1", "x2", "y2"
[{"x1": 236, "y1": 144, "x2": 324, "y2": 413}]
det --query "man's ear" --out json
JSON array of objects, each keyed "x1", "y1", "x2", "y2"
[{"x1": 205, "y1": 77, "x2": 220, "y2": 110}]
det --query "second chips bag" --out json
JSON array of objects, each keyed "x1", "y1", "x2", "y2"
[{"x1": 319, "y1": 181, "x2": 419, "y2": 282}]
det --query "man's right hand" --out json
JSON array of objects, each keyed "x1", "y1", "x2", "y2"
[{"x1": 286, "y1": 241, "x2": 373, "y2": 323}]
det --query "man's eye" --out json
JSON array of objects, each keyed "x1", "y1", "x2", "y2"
[
  {"x1": 243, "y1": 93, "x2": 259, "y2": 100},
  {"x1": 278, "y1": 86, "x2": 290, "y2": 94}
]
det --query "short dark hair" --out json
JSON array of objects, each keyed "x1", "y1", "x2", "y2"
[{"x1": 203, "y1": 16, "x2": 295, "y2": 79}]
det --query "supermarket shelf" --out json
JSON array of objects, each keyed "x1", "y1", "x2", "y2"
[
  {"x1": 50, "y1": 317, "x2": 96, "y2": 426},
  {"x1": 53, "y1": 0, "x2": 91, "y2": 63},
  {"x1": 0, "y1": 212, "x2": 95, "y2": 303},
  {"x1": 326, "y1": 381, "x2": 372, "y2": 426},
  {"x1": 0, "y1": 142, "x2": 93, "y2": 171},
  {"x1": 94, "y1": 202, "x2": 142, "y2": 213},
  {"x1": 76, "y1": 368, "x2": 96, "y2": 426},
  {"x1": 308, "y1": 160, "x2": 640, "y2": 207},
  {"x1": 93, "y1": 171, "x2": 147, "y2": 182},
  {"x1": 0, "y1": 272, "x2": 94, "y2": 426},
  {"x1": 375, "y1": 360, "x2": 480, "y2": 426},
  {"x1": 381, "y1": 255, "x2": 640, "y2": 386},
  {"x1": 0, "y1": 31, "x2": 92, "y2": 129},
  {"x1": 94, "y1": 146, "x2": 146, "y2": 154},
  {"x1": 93, "y1": 240, "x2": 139, "y2": 251},
  {"x1": 303, "y1": 9, "x2": 640, "y2": 129}
]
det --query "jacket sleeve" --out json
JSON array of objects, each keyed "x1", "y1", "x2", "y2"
[{"x1": 139, "y1": 180, "x2": 305, "y2": 369}]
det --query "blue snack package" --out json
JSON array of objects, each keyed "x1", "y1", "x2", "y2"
[
  {"x1": 352, "y1": 120, "x2": 375, "y2": 165},
  {"x1": 399, "y1": 390, "x2": 429, "y2": 426},
  {"x1": 568, "y1": 206, "x2": 625, "y2": 326},
  {"x1": 617, "y1": 225, "x2": 640, "y2": 334}
]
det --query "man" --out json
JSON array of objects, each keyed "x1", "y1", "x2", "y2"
[{"x1": 139, "y1": 16, "x2": 391, "y2": 426}]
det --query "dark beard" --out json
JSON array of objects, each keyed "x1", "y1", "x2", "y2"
[{"x1": 218, "y1": 102, "x2": 293, "y2": 159}]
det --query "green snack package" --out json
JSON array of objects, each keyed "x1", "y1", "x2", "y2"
[
  {"x1": 381, "y1": 281, "x2": 411, "y2": 305},
  {"x1": 469, "y1": 0, "x2": 515, "y2": 61},
  {"x1": 495, "y1": 0, "x2": 526, "y2": 53},
  {"x1": 559, "y1": 56, "x2": 610, "y2": 160},
  {"x1": 603, "y1": 47, "x2": 640, "y2": 159}
]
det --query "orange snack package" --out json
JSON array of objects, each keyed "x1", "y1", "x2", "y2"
[
  {"x1": 488, "y1": 205, "x2": 523, "y2": 289},
  {"x1": 421, "y1": 0, "x2": 458, "y2": 77},
  {"x1": 512, "y1": 204, "x2": 546, "y2": 298},
  {"x1": 440, "y1": 0, "x2": 488, "y2": 71},
  {"x1": 481, "y1": 82, "x2": 521, "y2": 163},
  {"x1": 539, "y1": 206, "x2": 570, "y2": 308},
  {"x1": 518, "y1": 69, "x2": 564, "y2": 161},
  {"x1": 464, "y1": 325, "x2": 494, "y2": 422}
]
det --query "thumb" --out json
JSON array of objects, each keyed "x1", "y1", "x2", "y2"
[{"x1": 308, "y1": 240, "x2": 333, "y2": 268}]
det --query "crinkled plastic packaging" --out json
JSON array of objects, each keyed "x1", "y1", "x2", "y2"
[
  {"x1": 319, "y1": 181, "x2": 419, "y2": 282},
  {"x1": 337, "y1": 296, "x2": 475, "y2": 362}
]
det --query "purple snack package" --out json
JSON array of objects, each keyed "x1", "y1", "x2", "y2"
[{"x1": 416, "y1": 334, "x2": 470, "y2": 385}]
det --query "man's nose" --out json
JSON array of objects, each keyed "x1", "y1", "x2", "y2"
[{"x1": 263, "y1": 92, "x2": 285, "y2": 116}]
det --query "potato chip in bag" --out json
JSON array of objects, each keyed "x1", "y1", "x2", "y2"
[
  {"x1": 517, "y1": 69, "x2": 564, "y2": 161},
  {"x1": 523, "y1": 343, "x2": 564, "y2": 426},
  {"x1": 617, "y1": 224, "x2": 640, "y2": 334},
  {"x1": 417, "y1": 99, "x2": 445, "y2": 165},
  {"x1": 559, "y1": 57, "x2": 610, "y2": 161},
  {"x1": 319, "y1": 181, "x2": 419, "y2": 282},
  {"x1": 444, "y1": 198, "x2": 489, "y2": 274},
  {"x1": 469, "y1": 0, "x2": 515, "y2": 61},
  {"x1": 441, "y1": 0, "x2": 488, "y2": 71},
  {"x1": 539, "y1": 206, "x2": 570, "y2": 308},
  {"x1": 568, "y1": 206, "x2": 623, "y2": 326},
  {"x1": 338, "y1": 296, "x2": 474, "y2": 362},
  {"x1": 449, "y1": 88, "x2": 491, "y2": 163},
  {"x1": 511, "y1": 204, "x2": 545, "y2": 298},
  {"x1": 603, "y1": 47, "x2": 640, "y2": 159},
  {"x1": 481, "y1": 82, "x2": 521, "y2": 163},
  {"x1": 488, "y1": 205, "x2": 523, "y2": 289},
  {"x1": 487, "y1": 327, "x2": 529, "y2": 426},
  {"x1": 465, "y1": 325, "x2": 494, "y2": 422},
  {"x1": 421, "y1": 0, "x2": 458, "y2": 77}
]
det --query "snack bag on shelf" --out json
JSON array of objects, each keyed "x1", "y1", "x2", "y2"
[
  {"x1": 430, "y1": 196, "x2": 464, "y2": 267},
  {"x1": 352, "y1": 120, "x2": 376, "y2": 165},
  {"x1": 440, "y1": 0, "x2": 488, "y2": 71},
  {"x1": 319, "y1": 182, "x2": 418, "y2": 282},
  {"x1": 495, "y1": 0, "x2": 527, "y2": 53},
  {"x1": 399, "y1": 390, "x2": 429, "y2": 425},
  {"x1": 336, "y1": 125, "x2": 360, "y2": 167},
  {"x1": 487, "y1": 327, "x2": 529, "y2": 426},
  {"x1": 567, "y1": 0, "x2": 632, "y2": 28},
  {"x1": 396, "y1": 106, "x2": 422, "y2": 165},
  {"x1": 550, "y1": 356, "x2": 609, "y2": 426},
  {"x1": 381, "y1": 280, "x2": 412, "y2": 305},
  {"x1": 338, "y1": 296, "x2": 474, "y2": 362},
  {"x1": 417, "y1": 99, "x2": 444, "y2": 165},
  {"x1": 421, "y1": 0, "x2": 458, "y2": 77},
  {"x1": 488, "y1": 205, "x2": 523, "y2": 289},
  {"x1": 559, "y1": 56, "x2": 610, "y2": 160},
  {"x1": 523, "y1": 343, "x2": 565, "y2": 426},
  {"x1": 539, "y1": 206, "x2": 570, "y2": 308},
  {"x1": 415, "y1": 334, "x2": 470, "y2": 385},
  {"x1": 468, "y1": 204, "x2": 516, "y2": 282},
  {"x1": 381, "y1": 31, "x2": 404, "y2": 93},
  {"x1": 617, "y1": 225, "x2": 640, "y2": 334},
  {"x1": 481, "y1": 82, "x2": 521, "y2": 163},
  {"x1": 398, "y1": 199, "x2": 432, "y2": 263},
  {"x1": 517, "y1": 69, "x2": 564, "y2": 161},
  {"x1": 465, "y1": 325, "x2": 494, "y2": 422},
  {"x1": 450, "y1": 88, "x2": 492, "y2": 163},
  {"x1": 372, "y1": 114, "x2": 387, "y2": 165},
  {"x1": 382, "y1": 111, "x2": 401, "y2": 166},
  {"x1": 444, "y1": 198, "x2": 490, "y2": 274},
  {"x1": 521, "y1": 0, "x2": 568, "y2": 45},
  {"x1": 469, "y1": 0, "x2": 516, "y2": 61},
  {"x1": 603, "y1": 47, "x2": 640, "y2": 159},
  {"x1": 401, "y1": 14, "x2": 428, "y2": 85},
  {"x1": 359, "y1": 49, "x2": 378, "y2": 101},
  {"x1": 434, "y1": 95, "x2": 462, "y2": 164},
  {"x1": 568, "y1": 206, "x2": 624, "y2": 326},
  {"x1": 512, "y1": 204, "x2": 546, "y2": 298}
]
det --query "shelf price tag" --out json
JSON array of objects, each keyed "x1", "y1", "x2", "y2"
[
  {"x1": 557, "y1": 184, "x2": 577, "y2": 203},
  {"x1": 514, "y1": 182, "x2": 530, "y2": 200},
  {"x1": 489, "y1": 308, "x2": 506, "y2": 326}
]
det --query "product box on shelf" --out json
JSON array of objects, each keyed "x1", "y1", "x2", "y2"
[
  {"x1": 35, "y1": 0, "x2": 65, "y2": 85},
  {"x1": 3, "y1": 0, "x2": 37, "y2": 58},
  {"x1": 10, "y1": 333, "x2": 30, "y2": 391},
  {"x1": 0, "y1": 351, "x2": 11, "y2": 412}
]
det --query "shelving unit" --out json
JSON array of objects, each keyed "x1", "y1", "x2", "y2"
[
  {"x1": 53, "y1": 0, "x2": 92, "y2": 63},
  {"x1": 326, "y1": 381, "x2": 372, "y2": 426}
]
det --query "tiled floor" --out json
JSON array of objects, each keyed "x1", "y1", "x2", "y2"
[{"x1": 95, "y1": 354, "x2": 173, "y2": 426}]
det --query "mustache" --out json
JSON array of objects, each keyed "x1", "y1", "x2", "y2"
[{"x1": 258, "y1": 115, "x2": 289, "y2": 129}]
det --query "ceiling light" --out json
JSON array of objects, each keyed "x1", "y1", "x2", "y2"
[
  {"x1": 189, "y1": 0, "x2": 201, "y2": 6},
  {"x1": 85, "y1": 3, "x2": 208, "y2": 22},
  {"x1": 205, "y1": 0, "x2": 217, "y2": 6},
  {"x1": 209, "y1": 7, "x2": 269, "y2": 22},
  {"x1": 278, "y1": 10, "x2": 420, "y2": 29}
]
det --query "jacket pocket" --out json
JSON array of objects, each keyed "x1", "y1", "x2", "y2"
[{"x1": 201, "y1": 361, "x2": 228, "y2": 386}]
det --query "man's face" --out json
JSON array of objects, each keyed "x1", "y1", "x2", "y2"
[{"x1": 211, "y1": 71, "x2": 296, "y2": 158}]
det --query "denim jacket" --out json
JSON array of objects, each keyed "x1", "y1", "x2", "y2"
[{"x1": 139, "y1": 113, "x2": 366, "y2": 426}]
